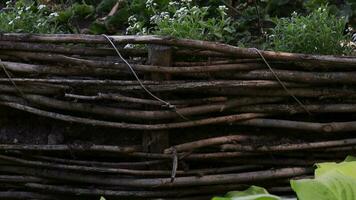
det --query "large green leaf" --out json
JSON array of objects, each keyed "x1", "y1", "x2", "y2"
[
  {"x1": 315, "y1": 158, "x2": 356, "y2": 179},
  {"x1": 291, "y1": 157, "x2": 356, "y2": 200},
  {"x1": 212, "y1": 186, "x2": 281, "y2": 200},
  {"x1": 291, "y1": 170, "x2": 356, "y2": 200}
]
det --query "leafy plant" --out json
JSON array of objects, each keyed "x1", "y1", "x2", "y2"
[
  {"x1": 212, "y1": 156, "x2": 356, "y2": 200},
  {"x1": 212, "y1": 186, "x2": 282, "y2": 200},
  {"x1": 291, "y1": 156, "x2": 356, "y2": 200},
  {"x1": 270, "y1": 5, "x2": 352, "y2": 55},
  {"x1": 0, "y1": 0, "x2": 67, "y2": 33},
  {"x1": 127, "y1": 0, "x2": 237, "y2": 44},
  {"x1": 56, "y1": 2, "x2": 94, "y2": 33}
]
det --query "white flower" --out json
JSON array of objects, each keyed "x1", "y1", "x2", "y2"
[
  {"x1": 124, "y1": 44, "x2": 134, "y2": 49},
  {"x1": 128, "y1": 15, "x2": 137, "y2": 24},
  {"x1": 174, "y1": 7, "x2": 188, "y2": 18},
  {"x1": 25, "y1": 6, "x2": 31, "y2": 11},
  {"x1": 49, "y1": 12, "x2": 59, "y2": 17},
  {"x1": 218, "y1": 5, "x2": 227, "y2": 11},
  {"x1": 8, "y1": 20, "x2": 14, "y2": 25},
  {"x1": 15, "y1": 16, "x2": 20, "y2": 20},
  {"x1": 169, "y1": 1, "x2": 179, "y2": 6},
  {"x1": 181, "y1": 0, "x2": 192, "y2": 4},
  {"x1": 38, "y1": 4, "x2": 46, "y2": 10},
  {"x1": 160, "y1": 12, "x2": 170, "y2": 20},
  {"x1": 150, "y1": 14, "x2": 161, "y2": 24},
  {"x1": 146, "y1": 0, "x2": 154, "y2": 8}
]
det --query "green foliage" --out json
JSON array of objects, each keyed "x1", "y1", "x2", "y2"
[
  {"x1": 96, "y1": 0, "x2": 117, "y2": 15},
  {"x1": 127, "y1": 0, "x2": 237, "y2": 44},
  {"x1": 57, "y1": 3, "x2": 94, "y2": 23},
  {"x1": 212, "y1": 186, "x2": 282, "y2": 200},
  {"x1": 270, "y1": 5, "x2": 351, "y2": 55},
  {"x1": 212, "y1": 156, "x2": 356, "y2": 200},
  {"x1": 291, "y1": 157, "x2": 356, "y2": 200},
  {"x1": 0, "y1": 0, "x2": 66, "y2": 33}
]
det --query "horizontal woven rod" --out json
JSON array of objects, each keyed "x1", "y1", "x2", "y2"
[
  {"x1": 0, "y1": 41, "x2": 146, "y2": 56},
  {"x1": 104, "y1": 81, "x2": 305, "y2": 92},
  {"x1": 218, "y1": 69, "x2": 356, "y2": 84},
  {"x1": 130, "y1": 152, "x2": 258, "y2": 160},
  {"x1": 1, "y1": 51, "x2": 263, "y2": 73},
  {"x1": 0, "y1": 165, "x2": 312, "y2": 188},
  {"x1": 199, "y1": 87, "x2": 356, "y2": 97},
  {"x1": 65, "y1": 93, "x2": 227, "y2": 107},
  {"x1": 235, "y1": 118, "x2": 356, "y2": 133},
  {"x1": 0, "y1": 144, "x2": 139, "y2": 153},
  {"x1": 0, "y1": 175, "x2": 49, "y2": 183},
  {"x1": 0, "y1": 84, "x2": 67, "y2": 95},
  {"x1": 28, "y1": 155, "x2": 165, "y2": 169},
  {"x1": 235, "y1": 104, "x2": 356, "y2": 114},
  {"x1": 0, "y1": 60, "x2": 129, "y2": 76},
  {"x1": 0, "y1": 155, "x2": 182, "y2": 176},
  {"x1": 164, "y1": 135, "x2": 254, "y2": 154},
  {"x1": 21, "y1": 155, "x2": 262, "y2": 174},
  {"x1": 0, "y1": 79, "x2": 300, "y2": 90},
  {"x1": 173, "y1": 59, "x2": 262, "y2": 66},
  {"x1": 0, "y1": 101, "x2": 266, "y2": 130},
  {"x1": 23, "y1": 94, "x2": 282, "y2": 121},
  {"x1": 0, "y1": 34, "x2": 355, "y2": 67},
  {"x1": 23, "y1": 183, "x2": 290, "y2": 198},
  {"x1": 222, "y1": 157, "x2": 330, "y2": 166},
  {"x1": 0, "y1": 191, "x2": 64, "y2": 200},
  {"x1": 0, "y1": 155, "x2": 267, "y2": 177},
  {"x1": 221, "y1": 138, "x2": 356, "y2": 152}
]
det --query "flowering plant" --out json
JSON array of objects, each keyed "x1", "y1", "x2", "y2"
[
  {"x1": 127, "y1": 0, "x2": 237, "y2": 43},
  {"x1": 0, "y1": 0, "x2": 64, "y2": 33}
]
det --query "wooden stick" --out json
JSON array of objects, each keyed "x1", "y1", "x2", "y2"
[
  {"x1": 221, "y1": 138, "x2": 356, "y2": 152},
  {"x1": 25, "y1": 94, "x2": 280, "y2": 120},
  {"x1": 220, "y1": 69, "x2": 356, "y2": 84},
  {"x1": 200, "y1": 87, "x2": 356, "y2": 97},
  {"x1": 235, "y1": 104, "x2": 356, "y2": 114},
  {"x1": 28, "y1": 155, "x2": 165, "y2": 169},
  {"x1": 1, "y1": 51, "x2": 264, "y2": 73},
  {"x1": 0, "y1": 101, "x2": 267, "y2": 130},
  {"x1": 0, "y1": 144, "x2": 140, "y2": 153},
  {"x1": 0, "y1": 175, "x2": 49, "y2": 183},
  {"x1": 164, "y1": 135, "x2": 253, "y2": 154},
  {"x1": 0, "y1": 41, "x2": 145, "y2": 56},
  {"x1": 1, "y1": 34, "x2": 354, "y2": 67},
  {"x1": 0, "y1": 154, "x2": 184, "y2": 176},
  {"x1": 0, "y1": 191, "x2": 62, "y2": 200},
  {"x1": 65, "y1": 93, "x2": 227, "y2": 107},
  {"x1": 235, "y1": 118, "x2": 347, "y2": 133},
  {"x1": 0, "y1": 165, "x2": 312, "y2": 187}
]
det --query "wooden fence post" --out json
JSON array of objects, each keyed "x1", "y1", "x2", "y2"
[{"x1": 142, "y1": 45, "x2": 172, "y2": 153}]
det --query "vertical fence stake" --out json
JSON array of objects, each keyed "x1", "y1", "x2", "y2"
[{"x1": 142, "y1": 45, "x2": 172, "y2": 153}]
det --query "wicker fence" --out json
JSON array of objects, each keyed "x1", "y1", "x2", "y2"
[{"x1": 0, "y1": 33, "x2": 355, "y2": 199}]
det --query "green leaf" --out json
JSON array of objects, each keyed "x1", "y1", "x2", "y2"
[
  {"x1": 315, "y1": 160, "x2": 356, "y2": 179},
  {"x1": 212, "y1": 186, "x2": 281, "y2": 200},
  {"x1": 291, "y1": 170, "x2": 356, "y2": 200},
  {"x1": 291, "y1": 157, "x2": 356, "y2": 200},
  {"x1": 344, "y1": 156, "x2": 356, "y2": 162}
]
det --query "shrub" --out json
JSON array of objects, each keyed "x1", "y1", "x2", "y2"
[
  {"x1": 270, "y1": 5, "x2": 352, "y2": 55},
  {"x1": 0, "y1": 0, "x2": 67, "y2": 34},
  {"x1": 127, "y1": 0, "x2": 237, "y2": 44}
]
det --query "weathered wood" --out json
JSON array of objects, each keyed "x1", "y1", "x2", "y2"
[{"x1": 143, "y1": 45, "x2": 172, "y2": 153}]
